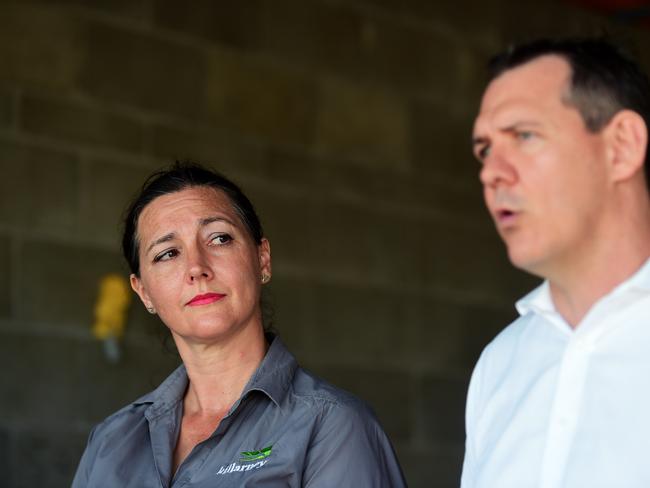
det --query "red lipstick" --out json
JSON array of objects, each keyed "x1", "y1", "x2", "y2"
[{"x1": 186, "y1": 293, "x2": 226, "y2": 307}]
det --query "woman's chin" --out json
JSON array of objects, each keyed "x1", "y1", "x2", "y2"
[{"x1": 169, "y1": 320, "x2": 254, "y2": 346}]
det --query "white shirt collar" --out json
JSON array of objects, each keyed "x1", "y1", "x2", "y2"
[{"x1": 515, "y1": 258, "x2": 650, "y2": 328}]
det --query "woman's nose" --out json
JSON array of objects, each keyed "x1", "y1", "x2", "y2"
[{"x1": 187, "y1": 252, "x2": 213, "y2": 282}]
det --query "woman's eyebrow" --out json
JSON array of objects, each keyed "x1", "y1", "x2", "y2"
[
  {"x1": 199, "y1": 216, "x2": 235, "y2": 227},
  {"x1": 146, "y1": 232, "x2": 175, "y2": 254},
  {"x1": 145, "y1": 217, "x2": 236, "y2": 254}
]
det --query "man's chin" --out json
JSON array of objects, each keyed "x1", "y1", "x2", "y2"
[{"x1": 506, "y1": 246, "x2": 546, "y2": 278}]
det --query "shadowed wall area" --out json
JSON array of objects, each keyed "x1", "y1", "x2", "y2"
[{"x1": 1, "y1": 1, "x2": 649, "y2": 486}]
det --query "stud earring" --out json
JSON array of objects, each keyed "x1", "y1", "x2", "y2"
[
  {"x1": 261, "y1": 274, "x2": 270, "y2": 284},
  {"x1": 147, "y1": 306, "x2": 156, "y2": 314}
]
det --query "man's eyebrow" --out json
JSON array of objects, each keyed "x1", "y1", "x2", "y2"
[
  {"x1": 472, "y1": 120, "x2": 542, "y2": 145},
  {"x1": 145, "y1": 232, "x2": 175, "y2": 254},
  {"x1": 472, "y1": 136, "x2": 489, "y2": 148},
  {"x1": 502, "y1": 120, "x2": 542, "y2": 132}
]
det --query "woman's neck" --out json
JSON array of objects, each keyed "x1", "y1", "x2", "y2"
[{"x1": 174, "y1": 325, "x2": 268, "y2": 415}]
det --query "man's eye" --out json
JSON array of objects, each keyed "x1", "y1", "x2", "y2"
[
  {"x1": 154, "y1": 249, "x2": 179, "y2": 262},
  {"x1": 477, "y1": 145, "x2": 491, "y2": 161},
  {"x1": 209, "y1": 233, "x2": 233, "y2": 246}
]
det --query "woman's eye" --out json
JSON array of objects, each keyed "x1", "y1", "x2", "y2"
[
  {"x1": 209, "y1": 233, "x2": 233, "y2": 246},
  {"x1": 153, "y1": 249, "x2": 178, "y2": 262},
  {"x1": 516, "y1": 131, "x2": 535, "y2": 141}
]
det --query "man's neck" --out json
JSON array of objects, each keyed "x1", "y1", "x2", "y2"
[
  {"x1": 544, "y1": 182, "x2": 650, "y2": 327},
  {"x1": 548, "y1": 245, "x2": 650, "y2": 328}
]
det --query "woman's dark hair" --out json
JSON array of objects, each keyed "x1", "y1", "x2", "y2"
[
  {"x1": 122, "y1": 161, "x2": 264, "y2": 277},
  {"x1": 487, "y1": 37, "x2": 650, "y2": 187}
]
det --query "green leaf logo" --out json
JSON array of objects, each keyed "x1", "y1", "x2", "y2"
[{"x1": 240, "y1": 445, "x2": 273, "y2": 463}]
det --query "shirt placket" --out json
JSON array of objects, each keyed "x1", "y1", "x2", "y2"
[
  {"x1": 539, "y1": 333, "x2": 594, "y2": 488},
  {"x1": 170, "y1": 395, "x2": 253, "y2": 487}
]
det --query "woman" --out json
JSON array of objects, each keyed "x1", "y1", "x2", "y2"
[{"x1": 72, "y1": 163, "x2": 407, "y2": 487}]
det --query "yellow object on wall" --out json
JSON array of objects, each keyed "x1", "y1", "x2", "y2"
[{"x1": 92, "y1": 274, "x2": 131, "y2": 362}]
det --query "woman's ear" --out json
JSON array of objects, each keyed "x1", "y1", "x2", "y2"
[
  {"x1": 258, "y1": 238, "x2": 272, "y2": 279},
  {"x1": 603, "y1": 109, "x2": 648, "y2": 183},
  {"x1": 130, "y1": 273, "x2": 153, "y2": 310}
]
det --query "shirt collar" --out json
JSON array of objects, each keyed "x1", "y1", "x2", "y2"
[
  {"x1": 132, "y1": 334, "x2": 298, "y2": 417},
  {"x1": 238, "y1": 334, "x2": 298, "y2": 409},
  {"x1": 516, "y1": 280, "x2": 552, "y2": 317},
  {"x1": 620, "y1": 257, "x2": 650, "y2": 293},
  {"x1": 132, "y1": 363, "x2": 187, "y2": 418},
  {"x1": 516, "y1": 258, "x2": 650, "y2": 319}
]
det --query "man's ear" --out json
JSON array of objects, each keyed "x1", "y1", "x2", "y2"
[
  {"x1": 603, "y1": 109, "x2": 648, "y2": 182},
  {"x1": 130, "y1": 273, "x2": 153, "y2": 310}
]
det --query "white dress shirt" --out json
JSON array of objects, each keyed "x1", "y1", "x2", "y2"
[{"x1": 461, "y1": 259, "x2": 650, "y2": 488}]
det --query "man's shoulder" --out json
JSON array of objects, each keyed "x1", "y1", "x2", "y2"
[
  {"x1": 474, "y1": 312, "x2": 536, "y2": 375},
  {"x1": 485, "y1": 314, "x2": 533, "y2": 354},
  {"x1": 465, "y1": 312, "x2": 538, "y2": 418}
]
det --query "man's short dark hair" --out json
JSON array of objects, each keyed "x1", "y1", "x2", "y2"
[{"x1": 488, "y1": 37, "x2": 650, "y2": 187}]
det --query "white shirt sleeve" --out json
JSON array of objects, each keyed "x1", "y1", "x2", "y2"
[{"x1": 460, "y1": 351, "x2": 486, "y2": 488}]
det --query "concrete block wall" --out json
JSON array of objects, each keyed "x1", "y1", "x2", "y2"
[{"x1": 0, "y1": 1, "x2": 646, "y2": 486}]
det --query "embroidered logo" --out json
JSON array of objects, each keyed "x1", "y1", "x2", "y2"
[
  {"x1": 240, "y1": 445, "x2": 273, "y2": 462},
  {"x1": 216, "y1": 445, "x2": 273, "y2": 475}
]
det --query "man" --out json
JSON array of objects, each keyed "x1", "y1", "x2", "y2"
[{"x1": 462, "y1": 38, "x2": 650, "y2": 488}]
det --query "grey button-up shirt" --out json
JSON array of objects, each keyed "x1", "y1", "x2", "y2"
[{"x1": 72, "y1": 336, "x2": 407, "y2": 487}]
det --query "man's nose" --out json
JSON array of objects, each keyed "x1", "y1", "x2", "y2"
[{"x1": 479, "y1": 147, "x2": 518, "y2": 188}]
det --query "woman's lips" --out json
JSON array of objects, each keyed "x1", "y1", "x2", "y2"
[{"x1": 186, "y1": 293, "x2": 226, "y2": 306}]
